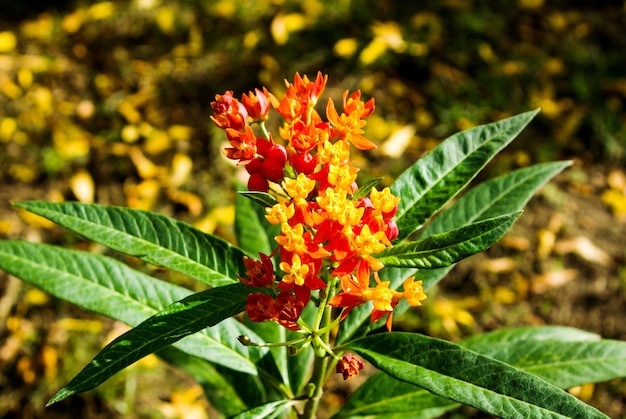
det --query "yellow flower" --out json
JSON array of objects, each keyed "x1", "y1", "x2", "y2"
[
  {"x1": 266, "y1": 202, "x2": 295, "y2": 225},
  {"x1": 370, "y1": 187, "x2": 400, "y2": 214},
  {"x1": 279, "y1": 254, "x2": 310, "y2": 286},
  {"x1": 275, "y1": 223, "x2": 307, "y2": 253},
  {"x1": 402, "y1": 277, "x2": 427, "y2": 306}
]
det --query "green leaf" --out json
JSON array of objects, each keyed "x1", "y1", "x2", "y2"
[
  {"x1": 0, "y1": 239, "x2": 189, "y2": 324},
  {"x1": 157, "y1": 347, "x2": 248, "y2": 416},
  {"x1": 376, "y1": 212, "x2": 521, "y2": 268},
  {"x1": 353, "y1": 176, "x2": 385, "y2": 200},
  {"x1": 345, "y1": 332, "x2": 607, "y2": 418},
  {"x1": 235, "y1": 191, "x2": 279, "y2": 257},
  {"x1": 421, "y1": 161, "x2": 572, "y2": 238},
  {"x1": 0, "y1": 240, "x2": 263, "y2": 375},
  {"x1": 228, "y1": 400, "x2": 298, "y2": 419},
  {"x1": 332, "y1": 372, "x2": 458, "y2": 419},
  {"x1": 337, "y1": 327, "x2": 626, "y2": 418},
  {"x1": 461, "y1": 326, "x2": 626, "y2": 390},
  {"x1": 238, "y1": 190, "x2": 279, "y2": 207},
  {"x1": 391, "y1": 109, "x2": 540, "y2": 241},
  {"x1": 336, "y1": 161, "x2": 570, "y2": 345},
  {"x1": 14, "y1": 201, "x2": 245, "y2": 287},
  {"x1": 335, "y1": 327, "x2": 607, "y2": 419},
  {"x1": 47, "y1": 282, "x2": 256, "y2": 405}
]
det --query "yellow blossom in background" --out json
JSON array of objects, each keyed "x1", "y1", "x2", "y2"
[{"x1": 0, "y1": 31, "x2": 17, "y2": 53}]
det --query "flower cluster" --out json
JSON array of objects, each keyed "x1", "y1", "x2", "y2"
[{"x1": 211, "y1": 72, "x2": 426, "y2": 336}]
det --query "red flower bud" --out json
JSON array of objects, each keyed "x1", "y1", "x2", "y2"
[
  {"x1": 245, "y1": 158, "x2": 263, "y2": 174},
  {"x1": 385, "y1": 219, "x2": 399, "y2": 241},
  {"x1": 262, "y1": 158, "x2": 285, "y2": 183},
  {"x1": 248, "y1": 173, "x2": 269, "y2": 192},
  {"x1": 291, "y1": 152, "x2": 317, "y2": 175},
  {"x1": 336, "y1": 353, "x2": 364, "y2": 380},
  {"x1": 269, "y1": 144, "x2": 288, "y2": 165}
]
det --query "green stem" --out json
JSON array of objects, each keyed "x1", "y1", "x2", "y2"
[
  {"x1": 299, "y1": 277, "x2": 339, "y2": 418},
  {"x1": 299, "y1": 348, "x2": 328, "y2": 419},
  {"x1": 259, "y1": 121, "x2": 271, "y2": 140}
]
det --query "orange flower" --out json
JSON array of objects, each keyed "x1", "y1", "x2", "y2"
[
  {"x1": 290, "y1": 71, "x2": 328, "y2": 106},
  {"x1": 326, "y1": 90, "x2": 376, "y2": 150},
  {"x1": 242, "y1": 88, "x2": 272, "y2": 122},
  {"x1": 223, "y1": 126, "x2": 257, "y2": 163},
  {"x1": 329, "y1": 270, "x2": 425, "y2": 331},
  {"x1": 239, "y1": 253, "x2": 275, "y2": 288},
  {"x1": 244, "y1": 291, "x2": 305, "y2": 331},
  {"x1": 216, "y1": 72, "x2": 423, "y2": 333},
  {"x1": 210, "y1": 91, "x2": 248, "y2": 130}
]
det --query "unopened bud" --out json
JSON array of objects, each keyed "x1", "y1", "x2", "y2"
[{"x1": 238, "y1": 335, "x2": 252, "y2": 346}]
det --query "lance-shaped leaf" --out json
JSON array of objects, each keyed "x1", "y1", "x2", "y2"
[
  {"x1": 335, "y1": 326, "x2": 616, "y2": 419},
  {"x1": 335, "y1": 161, "x2": 570, "y2": 345},
  {"x1": 0, "y1": 240, "x2": 263, "y2": 375},
  {"x1": 157, "y1": 347, "x2": 248, "y2": 416},
  {"x1": 460, "y1": 326, "x2": 626, "y2": 390},
  {"x1": 238, "y1": 190, "x2": 278, "y2": 208},
  {"x1": 391, "y1": 109, "x2": 539, "y2": 240},
  {"x1": 14, "y1": 201, "x2": 244, "y2": 287},
  {"x1": 345, "y1": 332, "x2": 607, "y2": 419},
  {"x1": 376, "y1": 212, "x2": 521, "y2": 269},
  {"x1": 229, "y1": 400, "x2": 299, "y2": 419},
  {"x1": 235, "y1": 191, "x2": 279, "y2": 257},
  {"x1": 47, "y1": 282, "x2": 257, "y2": 405},
  {"x1": 420, "y1": 161, "x2": 571, "y2": 238},
  {"x1": 332, "y1": 372, "x2": 458, "y2": 419}
]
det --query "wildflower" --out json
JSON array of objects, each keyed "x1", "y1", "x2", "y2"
[
  {"x1": 291, "y1": 71, "x2": 328, "y2": 106},
  {"x1": 215, "y1": 72, "x2": 426, "y2": 335},
  {"x1": 274, "y1": 290, "x2": 305, "y2": 331},
  {"x1": 211, "y1": 91, "x2": 248, "y2": 131},
  {"x1": 245, "y1": 293, "x2": 277, "y2": 324},
  {"x1": 336, "y1": 353, "x2": 364, "y2": 380},
  {"x1": 241, "y1": 88, "x2": 271, "y2": 122},
  {"x1": 244, "y1": 291, "x2": 305, "y2": 331},
  {"x1": 239, "y1": 253, "x2": 275, "y2": 288},
  {"x1": 329, "y1": 271, "x2": 425, "y2": 331},
  {"x1": 326, "y1": 90, "x2": 376, "y2": 150}
]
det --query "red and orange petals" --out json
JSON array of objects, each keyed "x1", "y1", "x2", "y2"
[
  {"x1": 211, "y1": 91, "x2": 248, "y2": 130},
  {"x1": 245, "y1": 293, "x2": 276, "y2": 323},
  {"x1": 239, "y1": 253, "x2": 275, "y2": 288},
  {"x1": 336, "y1": 353, "x2": 364, "y2": 380},
  {"x1": 216, "y1": 72, "x2": 420, "y2": 334},
  {"x1": 289, "y1": 71, "x2": 328, "y2": 106},
  {"x1": 274, "y1": 291, "x2": 304, "y2": 331},
  {"x1": 242, "y1": 88, "x2": 271, "y2": 122},
  {"x1": 342, "y1": 90, "x2": 375, "y2": 120},
  {"x1": 224, "y1": 127, "x2": 257, "y2": 163}
]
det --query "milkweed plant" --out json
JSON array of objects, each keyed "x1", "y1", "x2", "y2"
[{"x1": 2, "y1": 72, "x2": 626, "y2": 418}]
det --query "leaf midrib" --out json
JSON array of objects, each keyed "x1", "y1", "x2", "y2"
[
  {"x1": 23, "y1": 204, "x2": 237, "y2": 284},
  {"x1": 357, "y1": 350, "x2": 581, "y2": 418}
]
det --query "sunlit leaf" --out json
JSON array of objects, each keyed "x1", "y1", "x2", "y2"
[
  {"x1": 376, "y1": 212, "x2": 521, "y2": 269},
  {"x1": 47, "y1": 283, "x2": 257, "y2": 405},
  {"x1": 346, "y1": 332, "x2": 607, "y2": 418},
  {"x1": 0, "y1": 240, "x2": 262, "y2": 375},
  {"x1": 14, "y1": 201, "x2": 245, "y2": 287},
  {"x1": 391, "y1": 109, "x2": 540, "y2": 241}
]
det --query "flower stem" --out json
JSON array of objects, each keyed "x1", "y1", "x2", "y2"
[
  {"x1": 299, "y1": 348, "x2": 328, "y2": 419},
  {"x1": 300, "y1": 277, "x2": 338, "y2": 418},
  {"x1": 259, "y1": 121, "x2": 271, "y2": 140}
]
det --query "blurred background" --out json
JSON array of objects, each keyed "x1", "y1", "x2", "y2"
[{"x1": 1, "y1": 0, "x2": 625, "y2": 417}]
